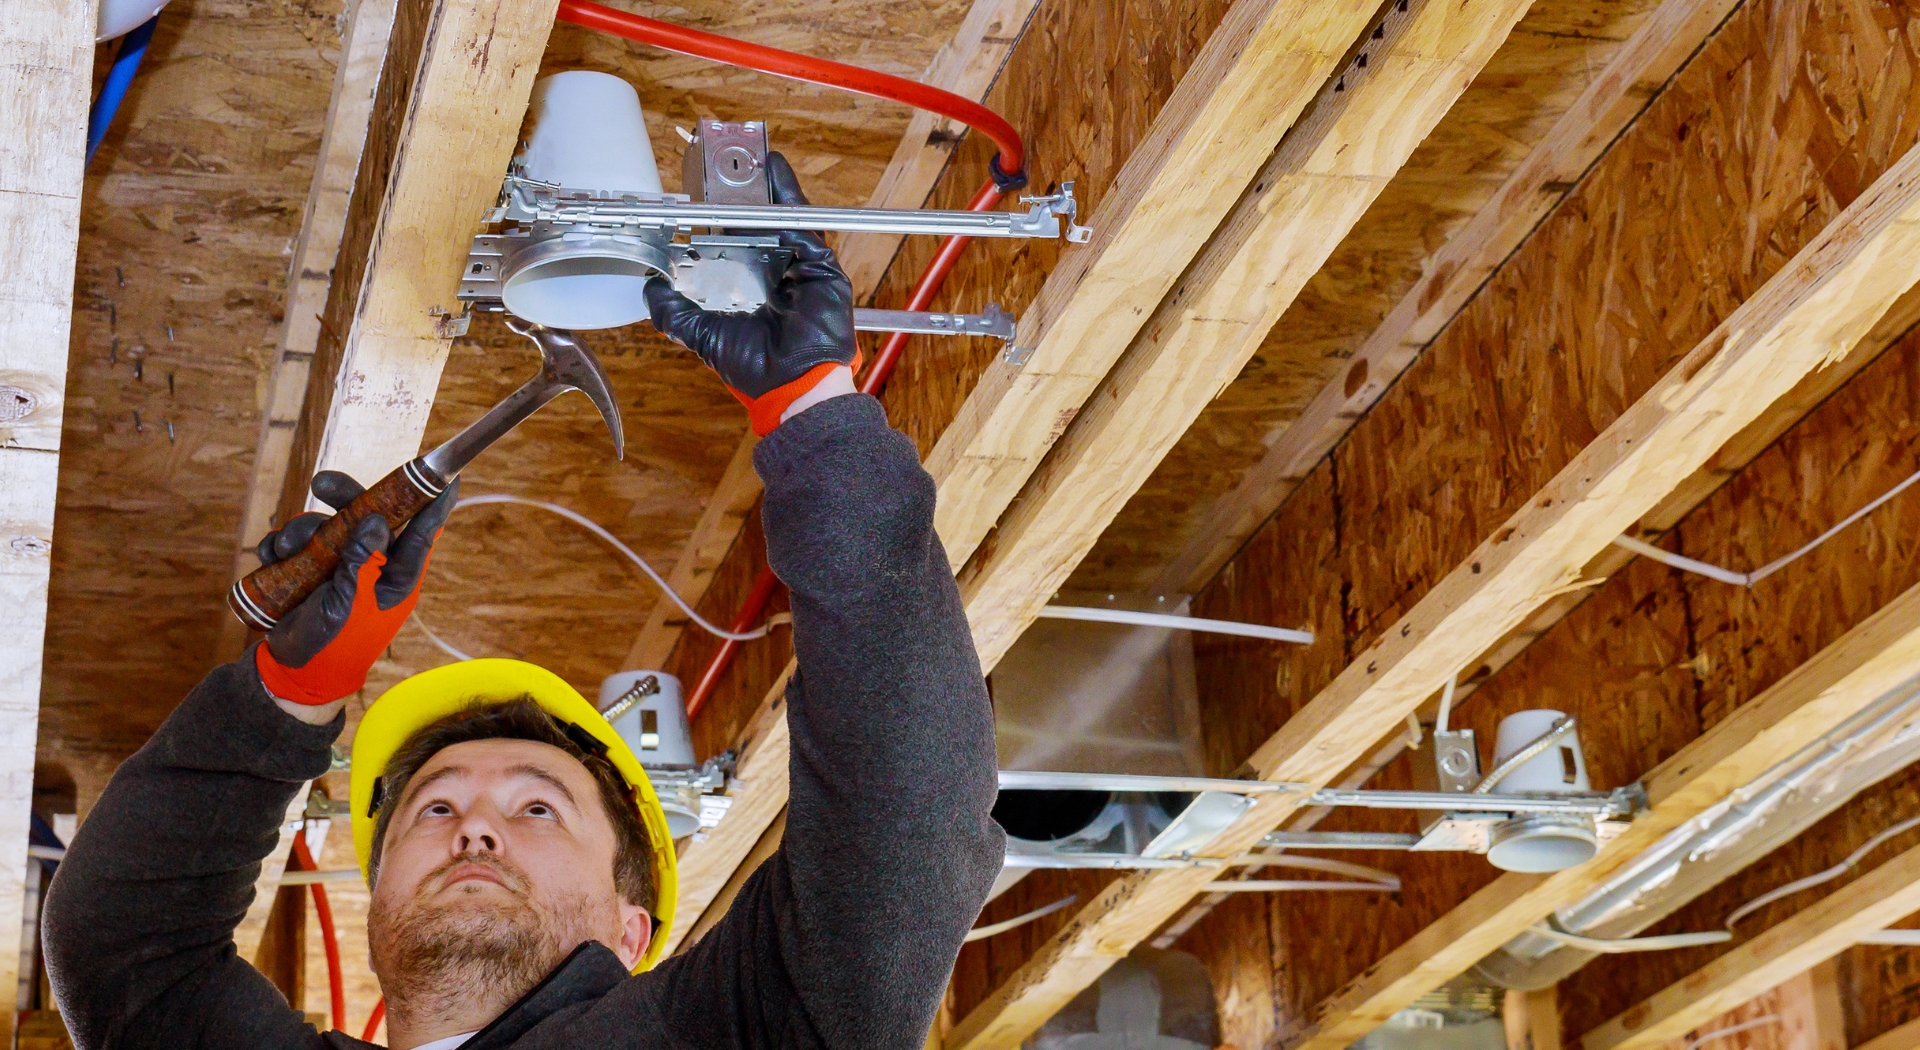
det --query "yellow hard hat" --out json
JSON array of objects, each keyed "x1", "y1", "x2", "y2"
[{"x1": 349, "y1": 658, "x2": 678, "y2": 971}]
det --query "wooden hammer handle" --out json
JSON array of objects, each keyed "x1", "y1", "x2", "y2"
[{"x1": 227, "y1": 458, "x2": 450, "y2": 631}]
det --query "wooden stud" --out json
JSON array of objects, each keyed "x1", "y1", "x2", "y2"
[
  {"x1": 921, "y1": 0, "x2": 1384, "y2": 572},
  {"x1": 272, "y1": 0, "x2": 560, "y2": 521},
  {"x1": 0, "y1": 1, "x2": 93, "y2": 1041},
  {"x1": 1152, "y1": 0, "x2": 1747, "y2": 597},
  {"x1": 949, "y1": 132, "x2": 1920, "y2": 1050},
  {"x1": 1856, "y1": 1015, "x2": 1920, "y2": 1050},
  {"x1": 621, "y1": 0, "x2": 1042, "y2": 675},
  {"x1": 1583, "y1": 845, "x2": 1920, "y2": 1050},
  {"x1": 1777, "y1": 961, "x2": 1847, "y2": 1050},
  {"x1": 1508, "y1": 989, "x2": 1562, "y2": 1050},
  {"x1": 953, "y1": 0, "x2": 1540, "y2": 670},
  {"x1": 217, "y1": 0, "x2": 399, "y2": 662}
]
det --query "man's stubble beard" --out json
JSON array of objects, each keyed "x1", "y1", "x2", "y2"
[{"x1": 369, "y1": 853, "x2": 618, "y2": 1031}]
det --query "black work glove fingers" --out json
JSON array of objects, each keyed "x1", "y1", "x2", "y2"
[
  {"x1": 256, "y1": 512, "x2": 328, "y2": 566},
  {"x1": 267, "y1": 514, "x2": 390, "y2": 669},
  {"x1": 309, "y1": 470, "x2": 367, "y2": 512},
  {"x1": 376, "y1": 478, "x2": 459, "y2": 609},
  {"x1": 765, "y1": 152, "x2": 836, "y2": 267}
]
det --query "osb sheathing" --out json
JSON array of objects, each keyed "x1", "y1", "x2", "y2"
[
  {"x1": 1076, "y1": 0, "x2": 1672, "y2": 591},
  {"x1": 1175, "y1": 0, "x2": 1920, "y2": 1043}
]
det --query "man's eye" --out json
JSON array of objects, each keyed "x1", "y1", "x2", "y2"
[
  {"x1": 422, "y1": 802, "x2": 454, "y2": 817},
  {"x1": 524, "y1": 803, "x2": 556, "y2": 819}
]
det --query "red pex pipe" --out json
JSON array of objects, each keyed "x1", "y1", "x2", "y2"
[
  {"x1": 290, "y1": 831, "x2": 346, "y2": 1033},
  {"x1": 556, "y1": 0, "x2": 1025, "y2": 178},
  {"x1": 362, "y1": 998, "x2": 387, "y2": 1042}
]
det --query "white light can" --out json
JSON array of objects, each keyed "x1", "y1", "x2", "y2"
[{"x1": 1485, "y1": 709, "x2": 1598, "y2": 873}]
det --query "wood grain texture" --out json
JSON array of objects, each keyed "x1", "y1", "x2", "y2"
[
  {"x1": 918, "y1": 0, "x2": 1383, "y2": 571},
  {"x1": 1507, "y1": 989, "x2": 1562, "y2": 1050},
  {"x1": 958, "y1": 29, "x2": 1920, "y2": 1049},
  {"x1": 1585, "y1": 843, "x2": 1920, "y2": 1050},
  {"x1": 1150, "y1": 0, "x2": 1746, "y2": 596},
  {"x1": 952, "y1": 0, "x2": 1539, "y2": 670},
  {"x1": 217, "y1": 0, "x2": 397, "y2": 659},
  {"x1": 0, "y1": 0, "x2": 93, "y2": 1040}
]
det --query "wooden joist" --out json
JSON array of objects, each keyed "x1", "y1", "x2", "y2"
[
  {"x1": 923, "y1": 0, "x2": 1383, "y2": 570},
  {"x1": 954, "y1": 0, "x2": 1538, "y2": 669},
  {"x1": 217, "y1": 0, "x2": 398, "y2": 661},
  {"x1": 0, "y1": 0, "x2": 92, "y2": 1038},
  {"x1": 1152, "y1": 0, "x2": 1745, "y2": 597},
  {"x1": 1584, "y1": 844, "x2": 1920, "y2": 1050},
  {"x1": 1292, "y1": 576, "x2": 1920, "y2": 1050},
  {"x1": 273, "y1": 0, "x2": 560, "y2": 520},
  {"x1": 947, "y1": 130, "x2": 1920, "y2": 1050},
  {"x1": 621, "y1": 0, "x2": 1041, "y2": 674}
]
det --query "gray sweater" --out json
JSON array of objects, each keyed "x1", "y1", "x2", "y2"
[{"x1": 43, "y1": 394, "x2": 1005, "y2": 1050}]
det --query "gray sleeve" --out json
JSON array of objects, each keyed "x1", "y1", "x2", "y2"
[
  {"x1": 654, "y1": 393, "x2": 1004, "y2": 1049},
  {"x1": 42, "y1": 656, "x2": 339, "y2": 1050}
]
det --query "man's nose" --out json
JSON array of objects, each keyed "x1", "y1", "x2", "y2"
[{"x1": 454, "y1": 807, "x2": 504, "y2": 855}]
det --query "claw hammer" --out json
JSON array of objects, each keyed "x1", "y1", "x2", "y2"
[{"x1": 227, "y1": 321, "x2": 625, "y2": 631}]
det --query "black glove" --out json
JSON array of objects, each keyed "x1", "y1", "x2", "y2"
[
  {"x1": 253, "y1": 470, "x2": 458, "y2": 705},
  {"x1": 644, "y1": 151, "x2": 860, "y2": 435}
]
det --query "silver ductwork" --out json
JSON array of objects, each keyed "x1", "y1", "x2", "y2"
[{"x1": 1474, "y1": 673, "x2": 1920, "y2": 989}]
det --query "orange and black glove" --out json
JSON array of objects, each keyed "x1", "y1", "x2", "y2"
[
  {"x1": 252, "y1": 470, "x2": 459, "y2": 706},
  {"x1": 644, "y1": 152, "x2": 861, "y2": 436}
]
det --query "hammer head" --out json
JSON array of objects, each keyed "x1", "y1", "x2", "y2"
[{"x1": 508, "y1": 318, "x2": 625, "y2": 460}]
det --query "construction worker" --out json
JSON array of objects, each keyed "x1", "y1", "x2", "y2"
[{"x1": 43, "y1": 155, "x2": 1005, "y2": 1050}]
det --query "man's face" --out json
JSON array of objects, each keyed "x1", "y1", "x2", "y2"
[{"x1": 367, "y1": 738, "x2": 650, "y2": 1008}]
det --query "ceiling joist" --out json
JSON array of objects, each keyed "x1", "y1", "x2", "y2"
[{"x1": 948, "y1": 124, "x2": 1920, "y2": 1050}]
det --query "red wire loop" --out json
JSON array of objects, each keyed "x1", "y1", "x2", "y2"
[
  {"x1": 554, "y1": 0, "x2": 1025, "y2": 177},
  {"x1": 363, "y1": 997, "x2": 387, "y2": 1043},
  {"x1": 290, "y1": 830, "x2": 346, "y2": 1034}
]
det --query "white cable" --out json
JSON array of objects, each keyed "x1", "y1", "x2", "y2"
[
  {"x1": 411, "y1": 493, "x2": 775, "y2": 662},
  {"x1": 1232, "y1": 852, "x2": 1402, "y2": 891},
  {"x1": 965, "y1": 894, "x2": 1078, "y2": 942},
  {"x1": 1436, "y1": 674, "x2": 1458, "y2": 735},
  {"x1": 1036, "y1": 605, "x2": 1313, "y2": 644},
  {"x1": 1527, "y1": 922, "x2": 1732, "y2": 953},
  {"x1": 1209, "y1": 880, "x2": 1398, "y2": 893},
  {"x1": 1722, "y1": 813, "x2": 1920, "y2": 928},
  {"x1": 1613, "y1": 466, "x2": 1920, "y2": 586},
  {"x1": 1684, "y1": 1015, "x2": 1780, "y2": 1050}
]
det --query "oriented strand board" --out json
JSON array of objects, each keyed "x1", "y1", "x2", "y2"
[{"x1": 1158, "y1": 0, "x2": 1920, "y2": 1041}]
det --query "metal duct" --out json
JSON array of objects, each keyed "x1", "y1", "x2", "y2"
[{"x1": 1473, "y1": 673, "x2": 1920, "y2": 990}]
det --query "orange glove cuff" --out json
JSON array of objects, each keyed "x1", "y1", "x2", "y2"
[
  {"x1": 734, "y1": 352, "x2": 864, "y2": 437},
  {"x1": 256, "y1": 550, "x2": 426, "y2": 705}
]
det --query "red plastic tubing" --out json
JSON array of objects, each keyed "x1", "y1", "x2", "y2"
[
  {"x1": 556, "y1": 0, "x2": 1025, "y2": 178},
  {"x1": 290, "y1": 831, "x2": 346, "y2": 1034},
  {"x1": 559, "y1": 0, "x2": 1026, "y2": 721}
]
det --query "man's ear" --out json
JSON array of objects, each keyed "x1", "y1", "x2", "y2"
[{"x1": 615, "y1": 903, "x2": 652, "y2": 969}]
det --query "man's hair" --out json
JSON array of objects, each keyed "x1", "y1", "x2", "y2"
[{"x1": 367, "y1": 697, "x2": 656, "y2": 913}]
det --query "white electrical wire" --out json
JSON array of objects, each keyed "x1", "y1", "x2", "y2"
[
  {"x1": 1435, "y1": 674, "x2": 1458, "y2": 735},
  {"x1": 1721, "y1": 813, "x2": 1920, "y2": 928},
  {"x1": 1683, "y1": 1015, "x2": 1780, "y2": 1050},
  {"x1": 1613, "y1": 465, "x2": 1920, "y2": 586},
  {"x1": 1209, "y1": 880, "x2": 1399, "y2": 893},
  {"x1": 412, "y1": 493, "x2": 775, "y2": 663},
  {"x1": 1231, "y1": 852, "x2": 1402, "y2": 891},
  {"x1": 1036, "y1": 605, "x2": 1313, "y2": 644},
  {"x1": 965, "y1": 894, "x2": 1078, "y2": 942}
]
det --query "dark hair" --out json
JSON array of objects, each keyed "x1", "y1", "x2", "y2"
[{"x1": 367, "y1": 697, "x2": 656, "y2": 913}]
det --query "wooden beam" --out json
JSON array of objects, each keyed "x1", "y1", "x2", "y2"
[
  {"x1": 922, "y1": 0, "x2": 1384, "y2": 570},
  {"x1": 680, "y1": 806, "x2": 787, "y2": 950},
  {"x1": 621, "y1": 0, "x2": 1040, "y2": 674},
  {"x1": 0, "y1": 2, "x2": 92, "y2": 1042},
  {"x1": 1583, "y1": 844, "x2": 1920, "y2": 1050},
  {"x1": 1291, "y1": 575, "x2": 1920, "y2": 1050},
  {"x1": 948, "y1": 131, "x2": 1920, "y2": 1050},
  {"x1": 1152, "y1": 0, "x2": 1745, "y2": 597},
  {"x1": 273, "y1": 0, "x2": 559, "y2": 522},
  {"x1": 1856, "y1": 1015, "x2": 1920, "y2": 1050},
  {"x1": 1778, "y1": 960, "x2": 1847, "y2": 1050},
  {"x1": 954, "y1": 0, "x2": 1538, "y2": 668},
  {"x1": 1507, "y1": 989, "x2": 1562, "y2": 1050},
  {"x1": 216, "y1": 0, "x2": 398, "y2": 661}
]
